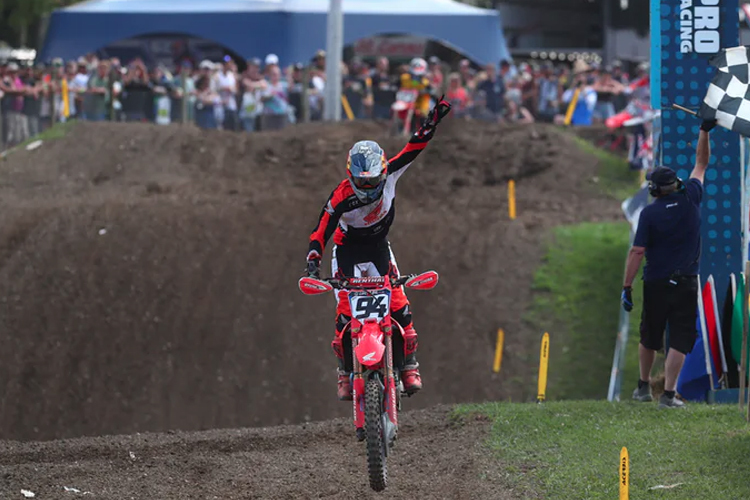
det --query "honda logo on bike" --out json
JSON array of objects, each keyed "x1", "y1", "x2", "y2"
[{"x1": 362, "y1": 351, "x2": 377, "y2": 362}]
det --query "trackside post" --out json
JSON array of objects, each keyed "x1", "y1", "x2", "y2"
[
  {"x1": 537, "y1": 332, "x2": 549, "y2": 403},
  {"x1": 620, "y1": 447, "x2": 629, "y2": 500},
  {"x1": 493, "y1": 329, "x2": 504, "y2": 373},
  {"x1": 508, "y1": 180, "x2": 516, "y2": 220}
]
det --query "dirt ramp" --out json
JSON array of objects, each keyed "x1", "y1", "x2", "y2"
[
  {"x1": 0, "y1": 201, "x2": 340, "y2": 440},
  {"x1": 0, "y1": 407, "x2": 520, "y2": 499},
  {"x1": 0, "y1": 120, "x2": 622, "y2": 441}
]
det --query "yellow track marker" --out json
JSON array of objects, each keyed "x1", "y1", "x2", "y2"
[
  {"x1": 620, "y1": 447, "x2": 629, "y2": 500},
  {"x1": 537, "y1": 332, "x2": 549, "y2": 403},
  {"x1": 564, "y1": 87, "x2": 581, "y2": 126},
  {"x1": 341, "y1": 95, "x2": 355, "y2": 121},
  {"x1": 493, "y1": 329, "x2": 504, "y2": 373},
  {"x1": 508, "y1": 180, "x2": 516, "y2": 220}
]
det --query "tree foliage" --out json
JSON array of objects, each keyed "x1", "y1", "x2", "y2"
[{"x1": 0, "y1": 0, "x2": 85, "y2": 47}]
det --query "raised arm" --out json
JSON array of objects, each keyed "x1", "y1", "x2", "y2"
[
  {"x1": 691, "y1": 119, "x2": 716, "y2": 184},
  {"x1": 388, "y1": 97, "x2": 452, "y2": 175}
]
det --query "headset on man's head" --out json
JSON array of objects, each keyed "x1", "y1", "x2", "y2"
[{"x1": 648, "y1": 177, "x2": 685, "y2": 197}]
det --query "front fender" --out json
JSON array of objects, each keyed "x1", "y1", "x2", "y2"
[{"x1": 354, "y1": 323, "x2": 385, "y2": 367}]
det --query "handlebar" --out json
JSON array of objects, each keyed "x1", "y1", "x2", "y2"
[{"x1": 321, "y1": 275, "x2": 416, "y2": 290}]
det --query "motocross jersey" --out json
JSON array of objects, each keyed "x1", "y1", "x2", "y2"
[
  {"x1": 309, "y1": 129, "x2": 432, "y2": 256},
  {"x1": 399, "y1": 73, "x2": 432, "y2": 115}
]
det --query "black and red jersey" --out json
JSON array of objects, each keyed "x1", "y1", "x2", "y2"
[{"x1": 309, "y1": 130, "x2": 432, "y2": 255}]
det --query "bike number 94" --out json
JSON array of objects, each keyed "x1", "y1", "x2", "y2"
[{"x1": 349, "y1": 290, "x2": 391, "y2": 321}]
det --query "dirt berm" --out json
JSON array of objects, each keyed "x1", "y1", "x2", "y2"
[{"x1": 0, "y1": 119, "x2": 622, "y2": 442}]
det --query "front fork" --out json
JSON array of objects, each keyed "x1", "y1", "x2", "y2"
[{"x1": 352, "y1": 328, "x2": 398, "y2": 438}]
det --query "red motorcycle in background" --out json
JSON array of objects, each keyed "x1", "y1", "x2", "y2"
[
  {"x1": 299, "y1": 270, "x2": 439, "y2": 492},
  {"x1": 390, "y1": 89, "x2": 421, "y2": 137}
]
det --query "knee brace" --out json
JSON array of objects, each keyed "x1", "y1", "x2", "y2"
[{"x1": 331, "y1": 313, "x2": 351, "y2": 360}]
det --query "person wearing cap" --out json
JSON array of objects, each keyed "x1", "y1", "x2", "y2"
[
  {"x1": 622, "y1": 118, "x2": 717, "y2": 409},
  {"x1": 264, "y1": 54, "x2": 279, "y2": 75},
  {"x1": 0, "y1": 62, "x2": 26, "y2": 145}
]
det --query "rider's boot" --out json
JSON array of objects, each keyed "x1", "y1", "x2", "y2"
[
  {"x1": 401, "y1": 325, "x2": 422, "y2": 394},
  {"x1": 337, "y1": 367, "x2": 353, "y2": 401},
  {"x1": 332, "y1": 316, "x2": 353, "y2": 401}
]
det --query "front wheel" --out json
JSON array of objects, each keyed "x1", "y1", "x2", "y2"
[{"x1": 365, "y1": 377, "x2": 387, "y2": 492}]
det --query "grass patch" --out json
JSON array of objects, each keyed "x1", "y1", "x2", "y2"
[
  {"x1": 14, "y1": 120, "x2": 76, "y2": 151},
  {"x1": 523, "y1": 137, "x2": 651, "y2": 400},
  {"x1": 526, "y1": 222, "x2": 644, "y2": 400},
  {"x1": 8, "y1": 120, "x2": 78, "y2": 152},
  {"x1": 455, "y1": 401, "x2": 750, "y2": 500},
  {"x1": 572, "y1": 135, "x2": 642, "y2": 201}
]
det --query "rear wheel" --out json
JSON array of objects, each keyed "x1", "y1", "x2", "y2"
[{"x1": 365, "y1": 377, "x2": 387, "y2": 492}]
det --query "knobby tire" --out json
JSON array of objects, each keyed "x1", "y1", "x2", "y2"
[{"x1": 365, "y1": 377, "x2": 387, "y2": 492}]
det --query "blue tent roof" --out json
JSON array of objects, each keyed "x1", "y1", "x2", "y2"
[{"x1": 39, "y1": 0, "x2": 509, "y2": 65}]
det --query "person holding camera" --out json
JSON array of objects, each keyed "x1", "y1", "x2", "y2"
[{"x1": 621, "y1": 118, "x2": 717, "y2": 408}]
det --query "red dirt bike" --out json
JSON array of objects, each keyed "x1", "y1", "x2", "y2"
[
  {"x1": 390, "y1": 88, "x2": 422, "y2": 137},
  {"x1": 298, "y1": 270, "x2": 439, "y2": 492}
]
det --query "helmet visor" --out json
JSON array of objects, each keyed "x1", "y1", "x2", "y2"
[{"x1": 351, "y1": 172, "x2": 386, "y2": 189}]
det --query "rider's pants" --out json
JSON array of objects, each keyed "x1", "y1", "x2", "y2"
[{"x1": 330, "y1": 240, "x2": 417, "y2": 372}]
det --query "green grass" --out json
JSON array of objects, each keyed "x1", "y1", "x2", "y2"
[
  {"x1": 572, "y1": 135, "x2": 642, "y2": 201},
  {"x1": 525, "y1": 222, "x2": 644, "y2": 400},
  {"x1": 522, "y1": 136, "x2": 649, "y2": 400},
  {"x1": 16, "y1": 120, "x2": 76, "y2": 150},
  {"x1": 20, "y1": 120, "x2": 77, "y2": 147},
  {"x1": 454, "y1": 401, "x2": 750, "y2": 500}
]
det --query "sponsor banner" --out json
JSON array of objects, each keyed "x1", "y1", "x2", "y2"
[
  {"x1": 353, "y1": 36, "x2": 426, "y2": 59},
  {"x1": 657, "y1": 0, "x2": 740, "y2": 297}
]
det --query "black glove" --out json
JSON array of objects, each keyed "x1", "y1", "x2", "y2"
[
  {"x1": 421, "y1": 95, "x2": 452, "y2": 131},
  {"x1": 621, "y1": 286, "x2": 633, "y2": 312},
  {"x1": 700, "y1": 119, "x2": 717, "y2": 132},
  {"x1": 306, "y1": 249, "x2": 321, "y2": 278}
]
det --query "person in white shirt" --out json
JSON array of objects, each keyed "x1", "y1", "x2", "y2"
[{"x1": 216, "y1": 60, "x2": 239, "y2": 131}]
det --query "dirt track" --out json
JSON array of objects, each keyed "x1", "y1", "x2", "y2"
[
  {"x1": 0, "y1": 407, "x2": 529, "y2": 499},
  {"x1": 0, "y1": 119, "x2": 623, "y2": 443}
]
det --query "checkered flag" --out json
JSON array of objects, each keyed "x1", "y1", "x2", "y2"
[{"x1": 698, "y1": 46, "x2": 750, "y2": 137}]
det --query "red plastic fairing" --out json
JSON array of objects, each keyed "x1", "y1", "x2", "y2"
[
  {"x1": 605, "y1": 111, "x2": 632, "y2": 130},
  {"x1": 405, "y1": 271, "x2": 439, "y2": 290},
  {"x1": 298, "y1": 277, "x2": 333, "y2": 295},
  {"x1": 355, "y1": 323, "x2": 385, "y2": 367}
]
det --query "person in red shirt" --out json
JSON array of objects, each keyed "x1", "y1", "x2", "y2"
[
  {"x1": 446, "y1": 72, "x2": 470, "y2": 115},
  {"x1": 306, "y1": 98, "x2": 452, "y2": 400}
]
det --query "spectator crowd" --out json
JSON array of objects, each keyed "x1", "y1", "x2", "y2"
[{"x1": 0, "y1": 49, "x2": 652, "y2": 150}]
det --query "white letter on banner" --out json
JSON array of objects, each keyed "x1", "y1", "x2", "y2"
[
  {"x1": 700, "y1": 0, "x2": 719, "y2": 5},
  {"x1": 681, "y1": 41, "x2": 693, "y2": 53},
  {"x1": 694, "y1": 7, "x2": 720, "y2": 29},
  {"x1": 680, "y1": 0, "x2": 693, "y2": 8},
  {"x1": 694, "y1": 30, "x2": 720, "y2": 53}
]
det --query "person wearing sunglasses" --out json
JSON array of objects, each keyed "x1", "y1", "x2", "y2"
[{"x1": 305, "y1": 97, "x2": 451, "y2": 401}]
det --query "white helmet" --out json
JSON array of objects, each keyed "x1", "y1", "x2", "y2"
[{"x1": 410, "y1": 57, "x2": 428, "y2": 76}]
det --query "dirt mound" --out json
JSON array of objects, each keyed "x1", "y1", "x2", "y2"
[
  {"x1": 0, "y1": 119, "x2": 622, "y2": 441},
  {"x1": 0, "y1": 407, "x2": 522, "y2": 499}
]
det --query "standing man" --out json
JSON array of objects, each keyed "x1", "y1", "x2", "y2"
[{"x1": 622, "y1": 119, "x2": 717, "y2": 408}]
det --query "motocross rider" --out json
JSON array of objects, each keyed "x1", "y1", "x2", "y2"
[
  {"x1": 399, "y1": 57, "x2": 433, "y2": 118},
  {"x1": 306, "y1": 97, "x2": 452, "y2": 401}
]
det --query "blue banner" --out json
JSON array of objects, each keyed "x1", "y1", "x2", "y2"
[{"x1": 656, "y1": 0, "x2": 741, "y2": 298}]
